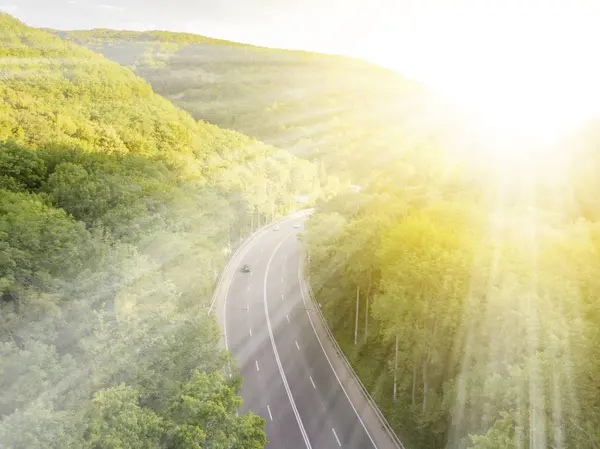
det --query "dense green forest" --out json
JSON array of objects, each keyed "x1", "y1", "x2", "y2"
[
  {"x1": 6, "y1": 13, "x2": 600, "y2": 449},
  {"x1": 0, "y1": 14, "x2": 321, "y2": 448},
  {"x1": 303, "y1": 125, "x2": 600, "y2": 449},
  {"x1": 51, "y1": 27, "x2": 447, "y2": 184},
  {"x1": 57, "y1": 28, "x2": 600, "y2": 449}
]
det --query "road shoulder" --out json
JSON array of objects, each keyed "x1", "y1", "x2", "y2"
[{"x1": 299, "y1": 260, "x2": 404, "y2": 449}]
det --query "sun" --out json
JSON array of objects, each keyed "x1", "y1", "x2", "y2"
[
  {"x1": 439, "y1": 64, "x2": 597, "y2": 148},
  {"x1": 372, "y1": 0, "x2": 600, "y2": 151}
]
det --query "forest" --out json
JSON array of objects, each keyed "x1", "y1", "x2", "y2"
[
  {"x1": 0, "y1": 14, "x2": 320, "y2": 448},
  {"x1": 4, "y1": 12, "x2": 600, "y2": 449},
  {"x1": 302, "y1": 125, "x2": 600, "y2": 448},
  {"x1": 55, "y1": 32, "x2": 600, "y2": 448},
  {"x1": 52, "y1": 27, "x2": 440, "y2": 185}
]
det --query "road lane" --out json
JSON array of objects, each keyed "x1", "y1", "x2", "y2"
[
  {"x1": 220, "y1": 214, "x2": 400, "y2": 449},
  {"x1": 226, "y1": 231, "x2": 306, "y2": 449},
  {"x1": 269, "y1": 232, "x2": 375, "y2": 448},
  {"x1": 265, "y1": 248, "x2": 342, "y2": 449}
]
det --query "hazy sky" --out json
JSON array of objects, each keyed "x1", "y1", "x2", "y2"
[{"x1": 4, "y1": 0, "x2": 600, "y2": 138}]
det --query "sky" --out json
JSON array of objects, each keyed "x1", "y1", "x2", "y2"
[{"x1": 4, "y1": 0, "x2": 600, "y2": 141}]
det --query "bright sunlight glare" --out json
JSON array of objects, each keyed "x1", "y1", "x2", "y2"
[{"x1": 358, "y1": 0, "x2": 600, "y2": 147}]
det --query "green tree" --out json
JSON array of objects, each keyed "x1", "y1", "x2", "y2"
[
  {"x1": 0, "y1": 141, "x2": 47, "y2": 192},
  {"x1": 165, "y1": 371, "x2": 267, "y2": 449},
  {"x1": 87, "y1": 384, "x2": 164, "y2": 449}
]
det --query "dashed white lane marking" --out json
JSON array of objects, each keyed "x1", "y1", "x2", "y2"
[
  {"x1": 297, "y1": 260, "x2": 377, "y2": 448},
  {"x1": 249, "y1": 328, "x2": 252, "y2": 337},
  {"x1": 264, "y1": 232, "x2": 312, "y2": 448},
  {"x1": 286, "y1": 314, "x2": 290, "y2": 323},
  {"x1": 281, "y1": 293, "x2": 284, "y2": 300},
  {"x1": 267, "y1": 405, "x2": 273, "y2": 421},
  {"x1": 295, "y1": 340, "x2": 300, "y2": 351},
  {"x1": 247, "y1": 285, "x2": 250, "y2": 292},
  {"x1": 255, "y1": 360, "x2": 260, "y2": 372},
  {"x1": 332, "y1": 428, "x2": 341, "y2": 446},
  {"x1": 309, "y1": 376, "x2": 316, "y2": 389}
]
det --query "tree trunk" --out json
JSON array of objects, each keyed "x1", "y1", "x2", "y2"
[
  {"x1": 364, "y1": 270, "x2": 371, "y2": 339},
  {"x1": 422, "y1": 360, "x2": 428, "y2": 413},
  {"x1": 393, "y1": 334, "x2": 399, "y2": 402},
  {"x1": 354, "y1": 286, "x2": 360, "y2": 345},
  {"x1": 412, "y1": 363, "x2": 417, "y2": 406}
]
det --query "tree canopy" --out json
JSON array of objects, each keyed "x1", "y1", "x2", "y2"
[
  {"x1": 0, "y1": 13, "x2": 325, "y2": 448},
  {"x1": 5, "y1": 11, "x2": 600, "y2": 449},
  {"x1": 53, "y1": 26, "x2": 441, "y2": 185}
]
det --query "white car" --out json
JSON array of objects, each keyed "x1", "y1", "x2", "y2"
[
  {"x1": 293, "y1": 224, "x2": 300, "y2": 228},
  {"x1": 273, "y1": 225, "x2": 280, "y2": 231}
]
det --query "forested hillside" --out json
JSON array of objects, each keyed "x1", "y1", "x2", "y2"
[
  {"x1": 52, "y1": 28, "x2": 444, "y2": 184},
  {"x1": 59, "y1": 26, "x2": 600, "y2": 449},
  {"x1": 303, "y1": 124, "x2": 600, "y2": 449},
  {"x1": 9, "y1": 14, "x2": 600, "y2": 449},
  {"x1": 0, "y1": 14, "x2": 319, "y2": 448}
]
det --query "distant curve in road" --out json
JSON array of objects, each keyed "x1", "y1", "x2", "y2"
[{"x1": 218, "y1": 214, "x2": 398, "y2": 449}]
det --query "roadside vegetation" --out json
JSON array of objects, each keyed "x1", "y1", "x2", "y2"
[
  {"x1": 303, "y1": 131, "x2": 600, "y2": 448},
  {"x1": 4, "y1": 12, "x2": 600, "y2": 449},
  {"x1": 0, "y1": 14, "x2": 320, "y2": 448}
]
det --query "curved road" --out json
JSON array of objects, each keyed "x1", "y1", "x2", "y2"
[{"x1": 214, "y1": 213, "x2": 399, "y2": 449}]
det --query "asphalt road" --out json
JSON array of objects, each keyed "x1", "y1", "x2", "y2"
[{"x1": 219, "y1": 214, "x2": 398, "y2": 449}]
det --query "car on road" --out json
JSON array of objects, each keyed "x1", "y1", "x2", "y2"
[
  {"x1": 242, "y1": 264, "x2": 251, "y2": 272},
  {"x1": 293, "y1": 223, "x2": 300, "y2": 228},
  {"x1": 273, "y1": 225, "x2": 280, "y2": 231}
]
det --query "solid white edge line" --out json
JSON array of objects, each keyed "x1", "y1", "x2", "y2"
[
  {"x1": 222, "y1": 265, "x2": 234, "y2": 378},
  {"x1": 265, "y1": 233, "x2": 312, "y2": 449},
  {"x1": 209, "y1": 208, "x2": 313, "y2": 316},
  {"x1": 215, "y1": 211, "x2": 313, "y2": 395},
  {"x1": 310, "y1": 376, "x2": 316, "y2": 389},
  {"x1": 267, "y1": 405, "x2": 273, "y2": 421},
  {"x1": 332, "y1": 428, "x2": 342, "y2": 446},
  {"x1": 298, "y1": 258, "x2": 378, "y2": 448}
]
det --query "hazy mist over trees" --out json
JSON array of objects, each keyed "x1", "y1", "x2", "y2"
[
  {"x1": 0, "y1": 14, "x2": 320, "y2": 448},
  {"x1": 3, "y1": 10, "x2": 600, "y2": 449}
]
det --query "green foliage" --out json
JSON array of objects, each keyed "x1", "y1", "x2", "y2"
[
  {"x1": 88, "y1": 385, "x2": 164, "y2": 449},
  {"x1": 468, "y1": 412, "x2": 517, "y2": 449},
  {"x1": 165, "y1": 372, "x2": 267, "y2": 449},
  {"x1": 0, "y1": 188, "x2": 92, "y2": 295},
  {"x1": 0, "y1": 14, "x2": 335, "y2": 448},
  {"x1": 53, "y1": 25, "x2": 441, "y2": 185},
  {"x1": 305, "y1": 171, "x2": 600, "y2": 449},
  {"x1": 0, "y1": 141, "x2": 47, "y2": 191}
]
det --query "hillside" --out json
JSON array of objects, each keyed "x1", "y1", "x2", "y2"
[
  {"x1": 7, "y1": 15, "x2": 600, "y2": 449},
  {"x1": 53, "y1": 28, "x2": 452, "y2": 184},
  {"x1": 53, "y1": 21, "x2": 600, "y2": 449},
  {"x1": 0, "y1": 14, "x2": 319, "y2": 448}
]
